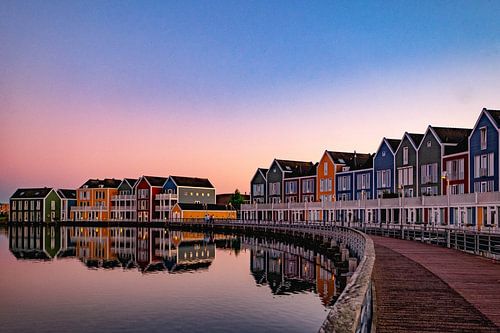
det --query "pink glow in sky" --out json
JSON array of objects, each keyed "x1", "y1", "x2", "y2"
[{"x1": 2, "y1": 2, "x2": 500, "y2": 201}]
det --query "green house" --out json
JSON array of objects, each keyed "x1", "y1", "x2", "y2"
[{"x1": 10, "y1": 188, "x2": 62, "y2": 222}]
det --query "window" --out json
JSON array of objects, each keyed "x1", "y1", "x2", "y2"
[
  {"x1": 480, "y1": 127, "x2": 487, "y2": 150},
  {"x1": 24, "y1": 201, "x2": 28, "y2": 210},
  {"x1": 474, "y1": 153, "x2": 494, "y2": 178},
  {"x1": 445, "y1": 159, "x2": 465, "y2": 180},
  {"x1": 403, "y1": 147, "x2": 409, "y2": 165},
  {"x1": 30, "y1": 201, "x2": 34, "y2": 210},
  {"x1": 427, "y1": 140, "x2": 432, "y2": 148},
  {"x1": 269, "y1": 182, "x2": 281, "y2": 196},
  {"x1": 302, "y1": 179, "x2": 314, "y2": 193},
  {"x1": 285, "y1": 181, "x2": 297, "y2": 194},
  {"x1": 338, "y1": 175, "x2": 351, "y2": 191},
  {"x1": 421, "y1": 163, "x2": 438, "y2": 184},
  {"x1": 382, "y1": 151, "x2": 386, "y2": 157},
  {"x1": 323, "y1": 162, "x2": 328, "y2": 175},
  {"x1": 356, "y1": 173, "x2": 371, "y2": 190},
  {"x1": 51, "y1": 201, "x2": 55, "y2": 210},
  {"x1": 253, "y1": 184, "x2": 264, "y2": 196},
  {"x1": 12, "y1": 201, "x2": 16, "y2": 210},
  {"x1": 398, "y1": 167, "x2": 414, "y2": 186},
  {"x1": 376, "y1": 169, "x2": 391, "y2": 188}
]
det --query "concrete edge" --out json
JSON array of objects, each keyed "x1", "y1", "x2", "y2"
[{"x1": 319, "y1": 229, "x2": 375, "y2": 333}]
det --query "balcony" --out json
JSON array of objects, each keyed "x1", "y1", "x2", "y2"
[
  {"x1": 155, "y1": 193, "x2": 178, "y2": 201},
  {"x1": 110, "y1": 206, "x2": 136, "y2": 211},
  {"x1": 111, "y1": 194, "x2": 136, "y2": 201},
  {"x1": 155, "y1": 205, "x2": 173, "y2": 212},
  {"x1": 479, "y1": 168, "x2": 489, "y2": 177},
  {"x1": 71, "y1": 206, "x2": 108, "y2": 212}
]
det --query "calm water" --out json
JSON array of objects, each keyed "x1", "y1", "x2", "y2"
[{"x1": 0, "y1": 225, "x2": 348, "y2": 333}]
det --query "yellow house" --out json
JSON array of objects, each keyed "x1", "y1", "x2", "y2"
[{"x1": 171, "y1": 203, "x2": 237, "y2": 220}]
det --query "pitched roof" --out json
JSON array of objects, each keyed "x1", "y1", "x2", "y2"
[
  {"x1": 124, "y1": 178, "x2": 138, "y2": 187},
  {"x1": 326, "y1": 151, "x2": 372, "y2": 170},
  {"x1": 386, "y1": 139, "x2": 401, "y2": 152},
  {"x1": 176, "y1": 203, "x2": 235, "y2": 211},
  {"x1": 407, "y1": 133, "x2": 424, "y2": 147},
  {"x1": 80, "y1": 179, "x2": 122, "y2": 189},
  {"x1": 444, "y1": 138, "x2": 469, "y2": 156},
  {"x1": 431, "y1": 126, "x2": 472, "y2": 145},
  {"x1": 142, "y1": 176, "x2": 168, "y2": 187},
  {"x1": 274, "y1": 159, "x2": 317, "y2": 178},
  {"x1": 169, "y1": 176, "x2": 214, "y2": 188},
  {"x1": 11, "y1": 188, "x2": 53, "y2": 199},
  {"x1": 57, "y1": 189, "x2": 76, "y2": 199},
  {"x1": 484, "y1": 109, "x2": 500, "y2": 128},
  {"x1": 258, "y1": 168, "x2": 268, "y2": 177}
]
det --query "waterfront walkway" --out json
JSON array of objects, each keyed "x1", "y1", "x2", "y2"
[{"x1": 372, "y1": 236, "x2": 500, "y2": 332}]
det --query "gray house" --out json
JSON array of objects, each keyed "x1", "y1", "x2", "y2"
[
  {"x1": 417, "y1": 126, "x2": 472, "y2": 196},
  {"x1": 395, "y1": 133, "x2": 424, "y2": 197},
  {"x1": 250, "y1": 168, "x2": 268, "y2": 203},
  {"x1": 266, "y1": 159, "x2": 316, "y2": 204}
]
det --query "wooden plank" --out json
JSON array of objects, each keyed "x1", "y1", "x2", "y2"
[{"x1": 372, "y1": 236, "x2": 500, "y2": 332}]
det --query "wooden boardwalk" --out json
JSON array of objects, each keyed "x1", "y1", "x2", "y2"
[{"x1": 372, "y1": 236, "x2": 500, "y2": 332}]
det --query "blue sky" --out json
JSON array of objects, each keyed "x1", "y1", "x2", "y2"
[{"x1": 1, "y1": 1, "x2": 500, "y2": 201}]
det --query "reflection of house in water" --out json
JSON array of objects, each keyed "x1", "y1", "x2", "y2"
[
  {"x1": 51, "y1": 227, "x2": 217, "y2": 275},
  {"x1": 9, "y1": 225, "x2": 61, "y2": 260},
  {"x1": 248, "y1": 239, "x2": 343, "y2": 304}
]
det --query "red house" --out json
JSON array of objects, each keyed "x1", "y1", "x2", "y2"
[
  {"x1": 442, "y1": 139, "x2": 469, "y2": 195},
  {"x1": 283, "y1": 162, "x2": 318, "y2": 203},
  {"x1": 134, "y1": 176, "x2": 168, "y2": 222}
]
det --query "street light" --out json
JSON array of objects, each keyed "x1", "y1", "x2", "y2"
[{"x1": 441, "y1": 171, "x2": 450, "y2": 226}]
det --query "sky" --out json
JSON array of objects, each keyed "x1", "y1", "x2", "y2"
[{"x1": 1, "y1": 0, "x2": 500, "y2": 201}]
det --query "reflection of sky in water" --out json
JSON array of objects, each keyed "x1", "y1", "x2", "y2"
[{"x1": 0, "y1": 226, "x2": 344, "y2": 333}]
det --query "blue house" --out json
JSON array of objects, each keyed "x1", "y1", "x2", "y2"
[
  {"x1": 335, "y1": 153, "x2": 373, "y2": 201},
  {"x1": 373, "y1": 138, "x2": 401, "y2": 198},
  {"x1": 469, "y1": 108, "x2": 500, "y2": 193}
]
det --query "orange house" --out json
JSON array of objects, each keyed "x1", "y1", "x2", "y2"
[
  {"x1": 317, "y1": 150, "x2": 365, "y2": 203},
  {"x1": 171, "y1": 203, "x2": 237, "y2": 220},
  {"x1": 73, "y1": 179, "x2": 121, "y2": 221}
]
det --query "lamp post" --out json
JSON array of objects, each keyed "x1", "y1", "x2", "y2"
[{"x1": 441, "y1": 171, "x2": 450, "y2": 226}]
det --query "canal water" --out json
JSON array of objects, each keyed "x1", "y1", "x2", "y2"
[{"x1": 0, "y1": 225, "x2": 348, "y2": 333}]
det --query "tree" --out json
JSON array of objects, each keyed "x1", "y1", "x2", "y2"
[{"x1": 229, "y1": 189, "x2": 245, "y2": 210}]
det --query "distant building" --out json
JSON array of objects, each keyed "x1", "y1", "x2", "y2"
[
  {"x1": 216, "y1": 193, "x2": 250, "y2": 206},
  {"x1": 418, "y1": 126, "x2": 471, "y2": 196},
  {"x1": 110, "y1": 178, "x2": 138, "y2": 221},
  {"x1": 334, "y1": 152, "x2": 373, "y2": 201},
  {"x1": 134, "y1": 176, "x2": 168, "y2": 222},
  {"x1": 250, "y1": 168, "x2": 268, "y2": 203},
  {"x1": 0, "y1": 203, "x2": 9, "y2": 216},
  {"x1": 10, "y1": 188, "x2": 61, "y2": 222},
  {"x1": 72, "y1": 179, "x2": 121, "y2": 221},
  {"x1": 57, "y1": 189, "x2": 76, "y2": 221},
  {"x1": 373, "y1": 138, "x2": 401, "y2": 197},
  {"x1": 171, "y1": 203, "x2": 236, "y2": 220},
  {"x1": 395, "y1": 133, "x2": 424, "y2": 198},
  {"x1": 266, "y1": 159, "x2": 316, "y2": 204},
  {"x1": 469, "y1": 108, "x2": 500, "y2": 193}
]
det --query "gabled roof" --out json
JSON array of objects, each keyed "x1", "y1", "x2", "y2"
[
  {"x1": 430, "y1": 126, "x2": 472, "y2": 145},
  {"x1": 142, "y1": 176, "x2": 168, "y2": 187},
  {"x1": 80, "y1": 179, "x2": 121, "y2": 189},
  {"x1": 258, "y1": 168, "x2": 268, "y2": 178},
  {"x1": 444, "y1": 138, "x2": 469, "y2": 156},
  {"x1": 124, "y1": 178, "x2": 138, "y2": 187},
  {"x1": 273, "y1": 159, "x2": 315, "y2": 178},
  {"x1": 483, "y1": 109, "x2": 500, "y2": 128},
  {"x1": 175, "y1": 203, "x2": 234, "y2": 211},
  {"x1": 273, "y1": 160, "x2": 317, "y2": 178},
  {"x1": 11, "y1": 188, "x2": 53, "y2": 199},
  {"x1": 169, "y1": 176, "x2": 214, "y2": 188},
  {"x1": 386, "y1": 139, "x2": 401, "y2": 152},
  {"x1": 57, "y1": 189, "x2": 76, "y2": 199},
  {"x1": 407, "y1": 133, "x2": 424, "y2": 147},
  {"x1": 325, "y1": 151, "x2": 372, "y2": 170}
]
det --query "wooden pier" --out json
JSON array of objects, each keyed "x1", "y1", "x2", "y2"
[{"x1": 372, "y1": 236, "x2": 500, "y2": 332}]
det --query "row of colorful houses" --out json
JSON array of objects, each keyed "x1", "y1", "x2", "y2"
[
  {"x1": 10, "y1": 175, "x2": 236, "y2": 223},
  {"x1": 244, "y1": 108, "x2": 500, "y2": 229},
  {"x1": 251, "y1": 108, "x2": 500, "y2": 204}
]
